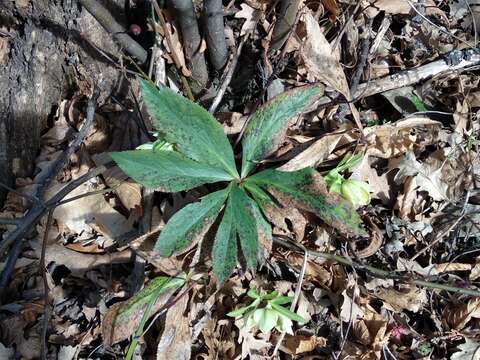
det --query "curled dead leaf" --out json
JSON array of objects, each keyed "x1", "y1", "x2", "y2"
[
  {"x1": 375, "y1": 286, "x2": 427, "y2": 313},
  {"x1": 277, "y1": 334, "x2": 327, "y2": 356},
  {"x1": 444, "y1": 297, "x2": 480, "y2": 330}
]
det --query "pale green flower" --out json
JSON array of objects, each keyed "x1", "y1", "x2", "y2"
[
  {"x1": 227, "y1": 289, "x2": 306, "y2": 335},
  {"x1": 341, "y1": 179, "x2": 372, "y2": 206}
]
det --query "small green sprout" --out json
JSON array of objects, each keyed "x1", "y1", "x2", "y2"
[
  {"x1": 227, "y1": 289, "x2": 306, "y2": 335},
  {"x1": 325, "y1": 153, "x2": 372, "y2": 206},
  {"x1": 135, "y1": 132, "x2": 174, "y2": 152}
]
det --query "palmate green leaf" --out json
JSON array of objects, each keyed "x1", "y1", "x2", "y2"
[
  {"x1": 212, "y1": 184, "x2": 267, "y2": 283},
  {"x1": 229, "y1": 185, "x2": 258, "y2": 269},
  {"x1": 241, "y1": 84, "x2": 324, "y2": 177},
  {"x1": 110, "y1": 150, "x2": 233, "y2": 192},
  {"x1": 245, "y1": 193, "x2": 273, "y2": 251},
  {"x1": 212, "y1": 195, "x2": 237, "y2": 283},
  {"x1": 140, "y1": 80, "x2": 238, "y2": 178},
  {"x1": 155, "y1": 186, "x2": 231, "y2": 256},
  {"x1": 245, "y1": 168, "x2": 366, "y2": 237}
]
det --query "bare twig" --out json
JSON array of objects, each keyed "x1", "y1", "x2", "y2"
[
  {"x1": 272, "y1": 242, "x2": 308, "y2": 356},
  {"x1": 0, "y1": 218, "x2": 21, "y2": 225},
  {"x1": 129, "y1": 188, "x2": 154, "y2": 295},
  {"x1": 234, "y1": 7, "x2": 300, "y2": 144},
  {"x1": 203, "y1": 0, "x2": 228, "y2": 70},
  {"x1": 464, "y1": 0, "x2": 478, "y2": 47},
  {"x1": 0, "y1": 181, "x2": 41, "y2": 205},
  {"x1": 0, "y1": 86, "x2": 105, "y2": 290},
  {"x1": 208, "y1": 37, "x2": 246, "y2": 113},
  {"x1": 352, "y1": 48, "x2": 480, "y2": 100},
  {"x1": 350, "y1": 18, "x2": 373, "y2": 94},
  {"x1": 78, "y1": 0, "x2": 148, "y2": 63},
  {"x1": 332, "y1": 1, "x2": 362, "y2": 51},
  {"x1": 36, "y1": 86, "x2": 101, "y2": 199},
  {"x1": 141, "y1": 282, "x2": 193, "y2": 336},
  {"x1": 273, "y1": 237, "x2": 480, "y2": 297},
  {"x1": 40, "y1": 209, "x2": 54, "y2": 360},
  {"x1": 209, "y1": 9, "x2": 261, "y2": 113},
  {"x1": 411, "y1": 191, "x2": 470, "y2": 261},
  {"x1": 405, "y1": 0, "x2": 474, "y2": 48},
  {"x1": 0, "y1": 237, "x2": 23, "y2": 301}
]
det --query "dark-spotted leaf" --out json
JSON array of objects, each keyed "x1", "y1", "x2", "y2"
[
  {"x1": 212, "y1": 195, "x2": 237, "y2": 283},
  {"x1": 229, "y1": 185, "x2": 258, "y2": 269},
  {"x1": 155, "y1": 186, "x2": 231, "y2": 256},
  {"x1": 241, "y1": 84, "x2": 324, "y2": 177},
  {"x1": 140, "y1": 80, "x2": 238, "y2": 178},
  {"x1": 110, "y1": 150, "x2": 233, "y2": 192},
  {"x1": 245, "y1": 168, "x2": 366, "y2": 237},
  {"x1": 244, "y1": 191, "x2": 273, "y2": 254}
]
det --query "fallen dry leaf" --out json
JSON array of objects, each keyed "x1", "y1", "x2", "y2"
[
  {"x1": 451, "y1": 337, "x2": 480, "y2": 360},
  {"x1": 375, "y1": 286, "x2": 427, "y2": 313},
  {"x1": 394, "y1": 152, "x2": 449, "y2": 201},
  {"x1": 444, "y1": 297, "x2": 480, "y2": 330},
  {"x1": 102, "y1": 279, "x2": 180, "y2": 346},
  {"x1": 300, "y1": 11, "x2": 350, "y2": 98},
  {"x1": 235, "y1": 4, "x2": 258, "y2": 36},
  {"x1": 351, "y1": 155, "x2": 391, "y2": 203},
  {"x1": 279, "y1": 132, "x2": 344, "y2": 171},
  {"x1": 368, "y1": 0, "x2": 411, "y2": 15},
  {"x1": 46, "y1": 179, "x2": 133, "y2": 240},
  {"x1": 156, "y1": 294, "x2": 191, "y2": 360},
  {"x1": 278, "y1": 334, "x2": 327, "y2": 356}
]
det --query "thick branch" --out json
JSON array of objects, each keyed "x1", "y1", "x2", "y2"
[
  {"x1": 169, "y1": 0, "x2": 209, "y2": 93},
  {"x1": 203, "y1": 0, "x2": 228, "y2": 70},
  {"x1": 353, "y1": 49, "x2": 480, "y2": 100},
  {"x1": 78, "y1": 0, "x2": 148, "y2": 63}
]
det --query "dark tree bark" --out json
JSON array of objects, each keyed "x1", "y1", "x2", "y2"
[
  {"x1": 169, "y1": 0, "x2": 209, "y2": 94},
  {"x1": 203, "y1": 0, "x2": 228, "y2": 70},
  {"x1": 0, "y1": 0, "x2": 130, "y2": 203}
]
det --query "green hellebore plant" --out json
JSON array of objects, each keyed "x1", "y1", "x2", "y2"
[
  {"x1": 325, "y1": 153, "x2": 372, "y2": 206},
  {"x1": 111, "y1": 79, "x2": 365, "y2": 283},
  {"x1": 227, "y1": 289, "x2": 305, "y2": 334},
  {"x1": 341, "y1": 179, "x2": 372, "y2": 206}
]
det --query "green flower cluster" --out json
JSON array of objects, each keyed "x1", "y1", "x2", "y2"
[
  {"x1": 325, "y1": 153, "x2": 372, "y2": 206},
  {"x1": 227, "y1": 289, "x2": 306, "y2": 334}
]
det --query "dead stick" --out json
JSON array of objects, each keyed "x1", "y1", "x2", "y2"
[
  {"x1": 36, "y1": 86, "x2": 101, "y2": 199},
  {"x1": 0, "y1": 84, "x2": 104, "y2": 288},
  {"x1": 273, "y1": 237, "x2": 480, "y2": 297},
  {"x1": 208, "y1": 32, "x2": 250, "y2": 113},
  {"x1": 40, "y1": 209, "x2": 54, "y2": 360},
  {"x1": 272, "y1": 242, "x2": 308, "y2": 355},
  {"x1": 353, "y1": 48, "x2": 480, "y2": 100}
]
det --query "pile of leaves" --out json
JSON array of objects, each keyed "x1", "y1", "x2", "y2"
[{"x1": 1, "y1": 0, "x2": 480, "y2": 359}]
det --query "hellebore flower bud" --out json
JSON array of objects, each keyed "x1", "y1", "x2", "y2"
[{"x1": 341, "y1": 179, "x2": 371, "y2": 206}]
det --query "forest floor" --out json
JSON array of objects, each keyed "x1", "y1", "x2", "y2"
[{"x1": 1, "y1": 0, "x2": 480, "y2": 359}]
